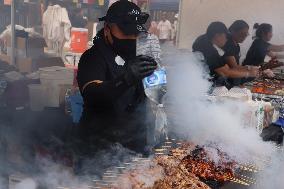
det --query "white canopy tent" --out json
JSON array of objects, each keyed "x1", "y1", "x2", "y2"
[{"x1": 177, "y1": 0, "x2": 284, "y2": 61}]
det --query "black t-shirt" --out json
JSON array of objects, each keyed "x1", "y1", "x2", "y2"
[
  {"x1": 70, "y1": 15, "x2": 88, "y2": 28},
  {"x1": 222, "y1": 35, "x2": 241, "y2": 64},
  {"x1": 243, "y1": 38, "x2": 271, "y2": 66},
  {"x1": 76, "y1": 30, "x2": 152, "y2": 153},
  {"x1": 192, "y1": 34, "x2": 226, "y2": 76},
  {"x1": 222, "y1": 35, "x2": 242, "y2": 87}
]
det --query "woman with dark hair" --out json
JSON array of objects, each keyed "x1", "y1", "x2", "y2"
[
  {"x1": 192, "y1": 22, "x2": 259, "y2": 88},
  {"x1": 243, "y1": 23, "x2": 284, "y2": 67},
  {"x1": 222, "y1": 20, "x2": 260, "y2": 87}
]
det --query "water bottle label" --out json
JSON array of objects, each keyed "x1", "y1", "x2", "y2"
[{"x1": 143, "y1": 69, "x2": 167, "y2": 88}]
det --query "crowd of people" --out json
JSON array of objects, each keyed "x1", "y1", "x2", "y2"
[
  {"x1": 41, "y1": 0, "x2": 178, "y2": 58},
  {"x1": 149, "y1": 12, "x2": 179, "y2": 45},
  {"x1": 193, "y1": 20, "x2": 284, "y2": 89}
]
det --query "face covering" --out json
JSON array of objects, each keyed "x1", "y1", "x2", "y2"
[{"x1": 109, "y1": 29, "x2": 137, "y2": 60}]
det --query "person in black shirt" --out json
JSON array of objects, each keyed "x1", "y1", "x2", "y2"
[
  {"x1": 76, "y1": 0, "x2": 157, "y2": 155},
  {"x1": 192, "y1": 22, "x2": 259, "y2": 88},
  {"x1": 70, "y1": 8, "x2": 88, "y2": 28},
  {"x1": 243, "y1": 23, "x2": 284, "y2": 67},
  {"x1": 223, "y1": 20, "x2": 259, "y2": 87}
]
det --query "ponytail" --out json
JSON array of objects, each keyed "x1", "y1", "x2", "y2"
[
  {"x1": 252, "y1": 23, "x2": 259, "y2": 40},
  {"x1": 253, "y1": 23, "x2": 259, "y2": 30},
  {"x1": 255, "y1": 23, "x2": 272, "y2": 40}
]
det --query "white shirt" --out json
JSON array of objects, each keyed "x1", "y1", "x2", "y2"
[
  {"x1": 43, "y1": 5, "x2": 71, "y2": 42},
  {"x1": 157, "y1": 20, "x2": 172, "y2": 40}
]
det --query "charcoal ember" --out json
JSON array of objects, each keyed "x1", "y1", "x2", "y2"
[
  {"x1": 181, "y1": 146, "x2": 237, "y2": 183},
  {"x1": 201, "y1": 179, "x2": 223, "y2": 189},
  {"x1": 112, "y1": 161, "x2": 164, "y2": 189},
  {"x1": 108, "y1": 143, "x2": 241, "y2": 189},
  {"x1": 153, "y1": 154, "x2": 211, "y2": 189}
]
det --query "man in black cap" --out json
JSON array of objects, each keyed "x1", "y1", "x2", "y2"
[{"x1": 77, "y1": 0, "x2": 157, "y2": 154}]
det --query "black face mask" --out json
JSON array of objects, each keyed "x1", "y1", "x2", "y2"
[{"x1": 109, "y1": 29, "x2": 137, "y2": 60}]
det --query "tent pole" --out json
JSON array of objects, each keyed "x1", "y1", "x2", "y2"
[{"x1": 11, "y1": 0, "x2": 16, "y2": 66}]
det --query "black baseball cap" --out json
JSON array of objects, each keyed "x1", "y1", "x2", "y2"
[{"x1": 99, "y1": 0, "x2": 149, "y2": 35}]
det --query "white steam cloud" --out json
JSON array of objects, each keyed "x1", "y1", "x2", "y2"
[
  {"x1": 164, "y1": 48, "x2": 283, "y2": 188},
  {"x1": 165, "y1": 50, "x2": 274, "y2": 161},
  {"x1": 254, "y1": 150, "x2": 284, "y2": 189}
]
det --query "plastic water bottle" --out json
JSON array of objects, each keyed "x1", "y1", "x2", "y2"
[
  {"x1": 143, "y1": 67, "x2": 168, "y2": 142},
  {"x1": 143, "y1": 67, "x2": 167, "y2": 105},
  {"x1": 137, "y1": 36, "x2": 168, "y2": 143}
]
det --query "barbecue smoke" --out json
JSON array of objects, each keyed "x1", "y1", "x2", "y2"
[
  {"x1": 165, "y1": 49, "x2": 276, "y2": 163},
  {"x1": 0, "y1": 119, "x2": 140, "y2": 189},
  {"x1": 253, "y1": 149, "x2": 284, "y2": 189}
]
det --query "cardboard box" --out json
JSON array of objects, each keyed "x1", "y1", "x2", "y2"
[
  {"x1": 7, "y1": 47, "x2": 44, "y2": 58},
  {"x1": 18, "y1": 56, "x2": 65, "y2": 73},
  {"x1": 37, "y1": 57, "x2": 64, "y2": 69},
  {"x1": 7, "y1": 36, "x2": 47, "y2": 49},
  {"x1": 0, "y1": 54, "x2": 11, "y2": 64},
  {"x1": 6, "y1": 36, "x2": 47, "y2": 58},
  {"x1": 17, "y1": 58, "x2": 34, "y2": 73},
  {"x1": 0, "y1": 54, "x2": 64, "y2": 73},
  {"x1": 0, "y1": 54, "x2": 33, "y2": 73}
]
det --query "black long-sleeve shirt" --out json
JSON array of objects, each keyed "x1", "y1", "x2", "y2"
[
  {"x1": 76, "y1": 30, "x2": 152, "y2": 152},
  {"x1": 243, "y1": 38, "x2": 271, "y2": 66},
  {"x1": 222, "y1": 35, "x2": 242, "y2": 87}
]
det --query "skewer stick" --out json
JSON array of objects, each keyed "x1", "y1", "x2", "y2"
[
  {"x1": 101, "y1": 180, "x2": 115, "y2": 183},
  {"x1": 104, "y1": 172, "x2": 117, "y2": 175},
  {"x1": 237, "y1": 174, "x2": 256, "y2": 182},
  {"x1": 103, "y1": 175, "x2": 117, "y2": 179},
  {"x1": 165, "y1": 141, "x2": 173, "y2": 144},
  {"x1": 124, "y1": 162, "x2": 132, "y2": 166},
  {"x1": 106, "y1": 170, "x2": 116, "y2": 173},
  {"x1": 155, "y1": 148, "x2": 167, "y2": 152},
  {"x1": 229, "y1": 179, "x2": 250, "y2": 186},
  {"x1": 241, "y1": 162, "x2": 259, "y2": 170},
  {"x1": 87, "y1": 186, "x2": 100, "y2": 189},
  {"x1": 161, "y1": 145, "x2": 172, "y2": 148},
  {"x1": 155, "y1": 152, "x2": 166, "y2": 155},
  {"x1": 235, "y1": 176, "x2": 256, "y2": 185},
  {"x1": 115, "y1": 166, "x2": 126, "y2": 169},
  {"x1": 239, "y1": 165, "x2": 258, "y2": 173},
  {"x1": 227, "y1": 177, "x2": 250, "y2": 186},
  {"x1": 93, "y1": 179, "x2": 101, "y2": 182}
]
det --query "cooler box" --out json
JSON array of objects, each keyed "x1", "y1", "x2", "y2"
[
  {"x1": 40, "y1": 66, "x2": 74, "y2": 107},
  {"x1": 70, "y1": 28, "x2": 88, "y2": 53}
]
